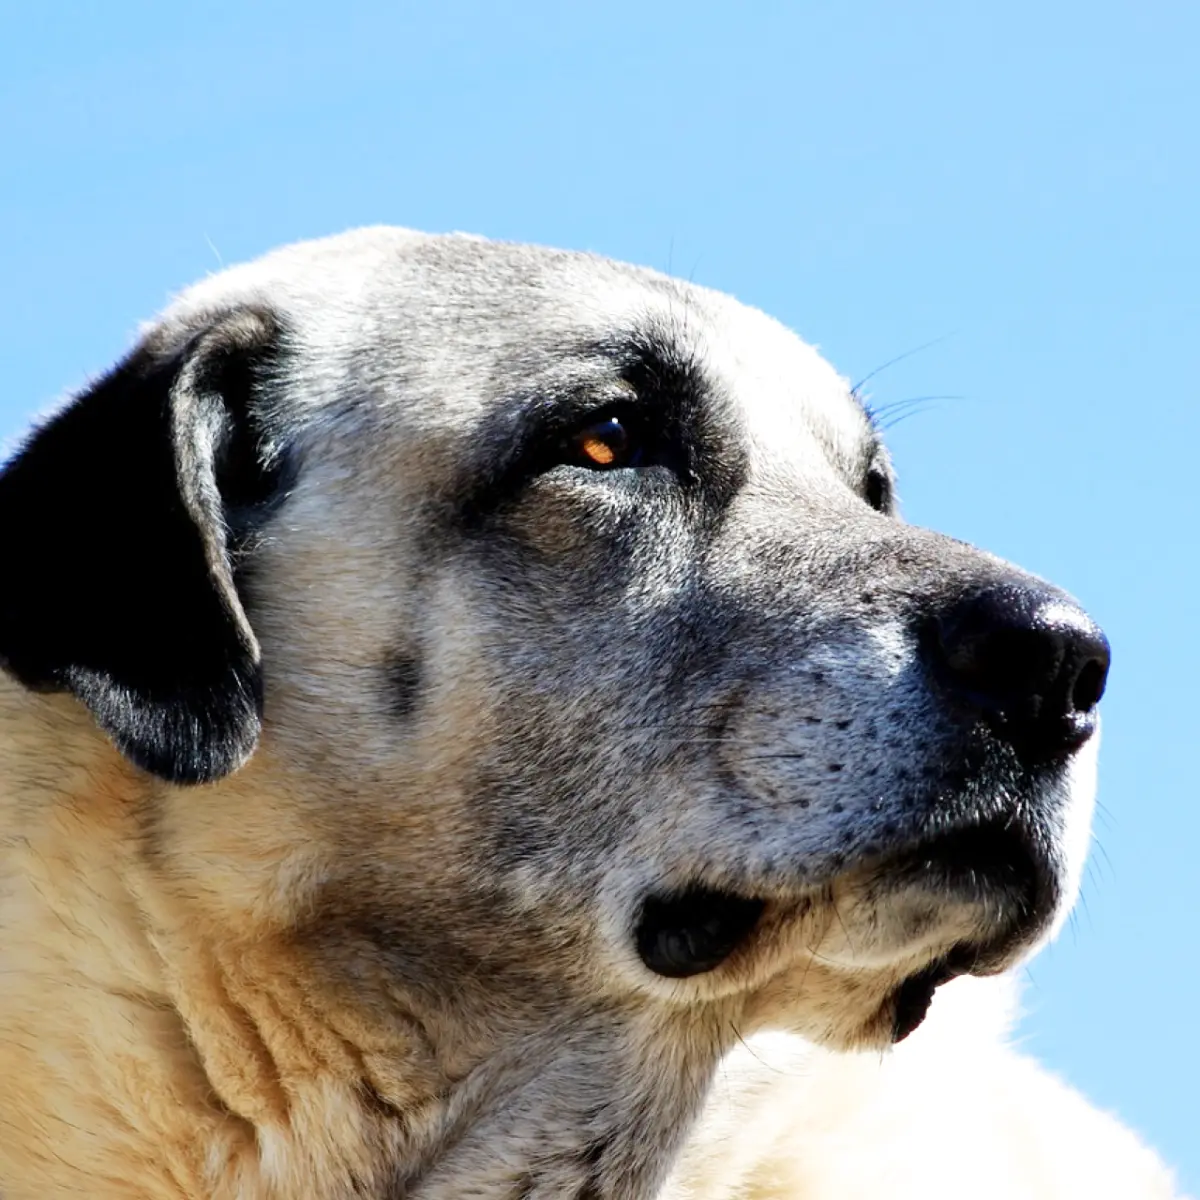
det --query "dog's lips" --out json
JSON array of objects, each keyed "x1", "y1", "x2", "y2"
[
  {"x1": 869, "y1": 816, "x2": 1055, "y2": 940},
  {"x1": 889, "y1": 959, "x2": 959, "y2": 1042},
  {"x1": 633, "y1": 818, "x2": 1055, "y2": 982},
  {"x1": 627, "y1": 805, "x2": 1063, "y2": 1058}
]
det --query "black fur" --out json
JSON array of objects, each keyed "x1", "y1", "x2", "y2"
[
  {"x1": 0, "y1": 308, "x2": 287, "y2": 784},
  {"x1": 384, "y1": 651, "x2": 423, "y2": 721},
  {"x1": 455, "y1": 327, "x2": 747, "y2": 530}
]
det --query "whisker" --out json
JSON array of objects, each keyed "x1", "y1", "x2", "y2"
[
  {"x1": 1089, "y1": 834, "x2": 1116, "y2": 882},
  {"x1": 727, "y1": 1021, "x2": 789, "y2": 1074},
  {"x1": 850, "y1": 333, "x2": 957, "y2": 399},
  {"x1": 875, "y1": 396, "x2": 968, "y2": 431},
  {"x1": 879, "y1": 406, "x2": 944, "y2": 431},
  {"x1": 1073, "y1": 884, "x2": 1095, "y2": 933},
  {"x1": 830, "y1": 896, "x2": 857, "y2": 958},
  {"x1": 871, "y1": 393, "x2": 965, "y2": 418}
]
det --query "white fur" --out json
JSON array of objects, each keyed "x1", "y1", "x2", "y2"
[{"x1": 670, "y1": 977, "x2": 1183, "y2": 1198}]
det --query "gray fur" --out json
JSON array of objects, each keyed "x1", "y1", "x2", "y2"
[{"x1": 0, "y1": 227, "x2": 1120, "y2": 1198}]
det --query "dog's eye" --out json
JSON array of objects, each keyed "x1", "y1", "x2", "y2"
[
  {"x1": 569, "y1": 415, "x2": 644, "y2": 470},
  {"x1": 865, "y1": 465, "x2": 892, "y2": 513}
]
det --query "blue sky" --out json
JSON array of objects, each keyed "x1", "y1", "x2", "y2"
[{"x1": 2, "y1": 0, "x2": 1196, "y2": 1188}]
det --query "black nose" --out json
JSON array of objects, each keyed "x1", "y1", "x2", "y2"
[{"x1": 927, "y1": 584, "x2": 1111, "y2": 765}]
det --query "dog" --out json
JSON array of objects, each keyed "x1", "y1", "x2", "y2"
[{"x1": 0, "y1": 228, "x2": 1183, "y2": 1198}]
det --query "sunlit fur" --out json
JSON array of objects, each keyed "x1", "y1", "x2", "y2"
[{"x1": 0, "y1": 229, "x2": 1182, "y2": 1198}]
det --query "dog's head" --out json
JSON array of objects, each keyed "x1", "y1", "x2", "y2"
[{"x1": 0, "y1": 228, "x2": 1108, "y2": 1190}]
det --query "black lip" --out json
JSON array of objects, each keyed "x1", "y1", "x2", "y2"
[
  {"x1": 635, "y1": 888, "x2": 765, "y2": 978},
  {"x1": 883, "y1": 817, "x2": 1052, "y2": 917},
  {"x1": 891, "y1": 960, "x2": 958, "y2": 1042}
]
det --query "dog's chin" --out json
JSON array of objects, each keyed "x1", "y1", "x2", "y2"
[
  {"x1": 800, "y1": 817, "x2": 1063, "y2": 1045},
  {"x1": 635, "y1": 814, "x2": 1064, "y2": 1049}
]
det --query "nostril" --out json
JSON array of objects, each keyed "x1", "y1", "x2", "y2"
[{"x1": 1070, "y1": 653, "x2": 1108, "y2": 714}]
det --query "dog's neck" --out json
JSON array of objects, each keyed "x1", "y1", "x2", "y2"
[{"x1": 0, "y1": 683, "x2": 726, "y2": 1199}]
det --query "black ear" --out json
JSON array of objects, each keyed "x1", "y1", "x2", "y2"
[{"x1": 0, "y1": 307, "x2": 288, "y2": 784}]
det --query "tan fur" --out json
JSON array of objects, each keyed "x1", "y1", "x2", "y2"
[{"x1": 0, "y1": 681, "x2": 416, "y2": 1197}]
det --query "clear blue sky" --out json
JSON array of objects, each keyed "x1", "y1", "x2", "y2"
[{"x1": 2, "y1": 0, "x2": 1196, "y2": 1188}]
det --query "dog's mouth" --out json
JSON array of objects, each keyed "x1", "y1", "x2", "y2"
[
  {"x1": 635, "y1": 817, "x2": 1056, "y2": 1039},
  {"x1": 874, "y1": 817, "x2": 1052, "y2": 919}
]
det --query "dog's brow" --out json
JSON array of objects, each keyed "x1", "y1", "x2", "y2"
[
  {"x1": 595, "y1": 324, "x2": 714, "y2": 424},
  {"x1": 451, "y1": 326, "x2": 744, "y2": 524},
  {"x1": 484, "y1": 326, "x2": 713, "y2": 460}
]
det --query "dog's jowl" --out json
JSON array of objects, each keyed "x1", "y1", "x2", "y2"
[{"x1": 0, "y1": 229, "x2": 1181, "y2": 1198}]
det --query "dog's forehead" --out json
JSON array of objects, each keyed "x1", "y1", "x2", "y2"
[
  {"x1": 161, "y1": 227, "x2": 871, "y2": 472},
  {"x1": 664, "y1": 283, "x2": 871, "y2": 476}
]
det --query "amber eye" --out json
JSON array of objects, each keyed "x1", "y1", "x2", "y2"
[{"x1": 570, "y1": 415, "x2": 643, "y2": 470}]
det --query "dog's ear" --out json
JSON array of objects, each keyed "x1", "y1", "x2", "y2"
[{"x1": 0, "y1": 308, "x2": 288, "y2": 785}]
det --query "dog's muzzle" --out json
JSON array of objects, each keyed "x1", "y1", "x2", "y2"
[{"x1": 634, "y1": 577, "x2": 1111, "y2": 1029}]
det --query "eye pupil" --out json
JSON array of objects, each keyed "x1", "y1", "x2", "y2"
[{"x1": 574, "y1": 416, "x2": 636, "y2": 469}]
